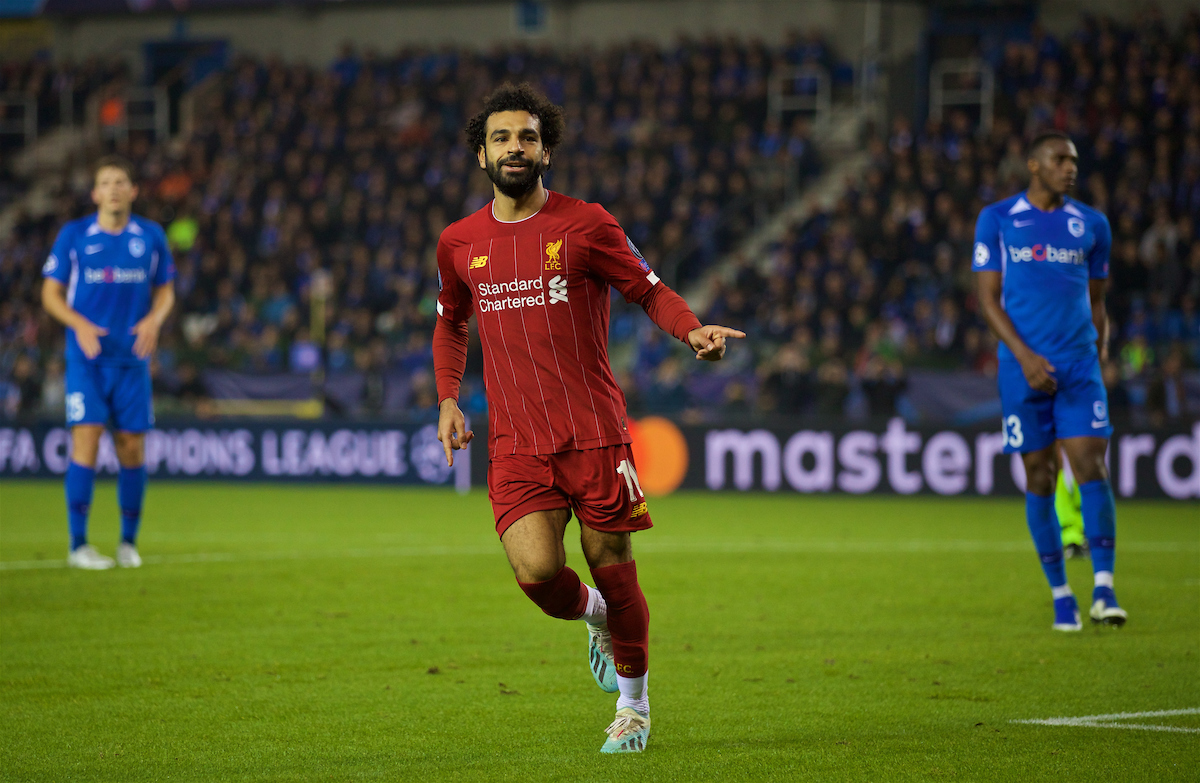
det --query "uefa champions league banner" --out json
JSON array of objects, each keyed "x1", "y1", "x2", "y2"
[
  {"x1": 0, "y1": 420, "x2": 470, "y2": 492},
  {"x1": 1, "y1": 417, "x2": 1197, "y2": 499}
]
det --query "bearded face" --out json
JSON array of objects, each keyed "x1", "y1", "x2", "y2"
[{"x1": 483, "y1": 148, "x2": 547, "y2": 199}]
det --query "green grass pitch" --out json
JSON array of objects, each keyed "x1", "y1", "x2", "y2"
[{"x1": 1, "y1": 481, "x2": 1197, "y2": 782}]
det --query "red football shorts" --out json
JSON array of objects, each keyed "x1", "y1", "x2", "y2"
[{"x1": 488, "y1": 443, "x2": 653, "y2": 538}]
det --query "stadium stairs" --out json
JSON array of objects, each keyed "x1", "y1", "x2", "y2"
[
  {"x1": 683, "y1": 103, "x2": 872, "y2": 315},
  {"x1": 0, "y1": 126, "x2": 88, "y2": 240}
]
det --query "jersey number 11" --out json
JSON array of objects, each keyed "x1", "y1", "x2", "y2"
[{"x1": 616, "y1": 459, "x2": 644, "y2": 502}]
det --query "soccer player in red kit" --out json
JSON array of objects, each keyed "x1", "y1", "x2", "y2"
[{"x1": 434, "y1": 84, "x2": 744, "y2": 754}]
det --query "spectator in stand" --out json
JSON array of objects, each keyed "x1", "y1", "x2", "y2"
[{"x1": 698, "y1": 10, "x2": 1199, "y2": 420}]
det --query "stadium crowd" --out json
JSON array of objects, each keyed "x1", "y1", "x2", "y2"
[
  {"x1": 3, "y1": 14, "x2": 1198, "y2": 425},
  {"x1": 0, "y1": 55, "x2": 132, "y2": 208},
  {"x1": 2, "y1": 34, "x2": 825, "y2": 418},
  {"x1": 704, "y1": 10, "x2": 1200, "y2": 425}
]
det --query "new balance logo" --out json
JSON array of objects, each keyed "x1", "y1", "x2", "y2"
[
  {"x1": 469, "y1": 255, "x2": 488, "y2": 269},
  {"x1": 548, "y1": 275, "x2": 568, "y2": 304}
]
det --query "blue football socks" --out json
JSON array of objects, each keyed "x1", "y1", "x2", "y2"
[
  {"x1": 1025, "y1": 492, "x2": 1067, "y2": 589},
  {"x1": 65, "y1": 462, "x2": 96, "y2": 551},
  {"x1": 1080, "y1": 479, "x2": 1116, "y2": 576},
  {"x1": 118, "y1": 465, "x2": 147, "y2": 545}
]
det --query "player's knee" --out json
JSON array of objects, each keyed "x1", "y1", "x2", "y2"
[
  {"x1": 582, "y1": 529, "x2": 632, "y2": 569},
  {"x1": 511, "y1": 555, "x2": 566, "y2": 584},
  {"x1": 1023, "y1": 458, "x2": 1056, "y2": 495},
  {"x1": 70, "y1": 426, "x2": 103, "y2": 466},
  {"x1": 114, "y1": 432, "x2": 145, "y2": 466},
  {"x1": 1027, "y1": 473, "x2": 1055, "y2": 495},
  {"x1": 1074, "y1": 455, "x2": 1108, "y2": 484}
]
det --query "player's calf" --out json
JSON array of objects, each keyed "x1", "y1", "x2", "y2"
[
  {"x1": 518, "y1": 564, "x2": 589, "y2": 619},
  {"x1": 591, "y1": 561, "x2": 650, "y2": 715},
  {"x1": 518, "y1": 565, "x2": 617, "y2": 690},
  {"x1": 65, "y1": 461, "x2": 96, "y2": 554},
  {"x1": 1078, "y1": 479, "x2": 1125, "y2": 625},
  {"x1": 118, "y1": 464, "x2": 147, "y2": 547}
]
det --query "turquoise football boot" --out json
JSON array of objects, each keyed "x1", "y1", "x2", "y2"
[
  {"x1": 587, "y1": 622, "x2": 619, "y2": 693},
  {"x1": 600, "y1": 707, "x2": 650, "y2": 754}
]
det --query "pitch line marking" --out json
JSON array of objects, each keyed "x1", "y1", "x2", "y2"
[
  {"x1": 1012, "y1": 708, "x2": 1200, "y2": 734},
  {"x1": 0, "y1": 545, "x2": 500, "y2": 571},
  {"x1": 0, "y1": 539, "x2": 1195, "y2": 572}
]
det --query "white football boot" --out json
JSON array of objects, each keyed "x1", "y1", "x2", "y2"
[
  {"x1": 67, "y1": 545, "x2": 115, "y2": 570},
  {"x1": 116, "y1": 542, "x2": 142, "y2": 568}
]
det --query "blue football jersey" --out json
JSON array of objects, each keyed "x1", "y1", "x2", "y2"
[
  {"x1": 42, "y1": 214, "x2": 175, "y2": 365},
  {"x1": 972, "y1": 192, "x2": 1111, "y2": 363}
]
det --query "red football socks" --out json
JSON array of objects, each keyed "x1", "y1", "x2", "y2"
[
  {"x1": 590, "y1": 561, "x2": 650, "y2": 678},
  {"x1": 518, "y1": 565, "x2": 589, "y2": 620}
]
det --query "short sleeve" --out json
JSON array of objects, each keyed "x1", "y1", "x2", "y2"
[
  {"x1": 972, "y1": 207, "x2": 1002, "y2": 273},
  {"x1": 43, "y1": 224, "x2": 73, "y2": 284},
  {"x1": 435, "y1": 236, "x2": 474, "y2": 324},
  {"x1": 1089, "y1": 213, "x2": 1111, "y2": 279},
  {"x1": 153, "y1": 226, "x2": 176, "y2": 286},
  {"x1": 586, "y1": 206, "x2": 660, "y2": 303}
]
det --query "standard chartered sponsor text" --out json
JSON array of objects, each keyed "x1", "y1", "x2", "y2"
[{"x1": 477, "y1": 276, "x2": 545, "y2": 312}]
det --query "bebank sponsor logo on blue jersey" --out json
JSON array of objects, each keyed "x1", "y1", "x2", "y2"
[
  {"x1": 83, "y1": 266, "x2": 149, "y2": 284},
  {"x1": 1006, "y1": 243, "x2": 1087, "y2": 265}
]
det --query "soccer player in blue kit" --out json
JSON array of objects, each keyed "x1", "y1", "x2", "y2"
[
  {"x1": 41, "y1": 156, "x2": 175, "y2": 570},
  {"x1": 974, "y1": 132, "x2": 1126, "y2": 631}
]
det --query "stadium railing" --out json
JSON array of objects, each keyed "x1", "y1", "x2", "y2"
[
  {"x1": 0, "y1": 93, "x2": 38, "y2": 145},
  {"x1": 929, "y1": 58, "x2": 994, "y2": 135}
]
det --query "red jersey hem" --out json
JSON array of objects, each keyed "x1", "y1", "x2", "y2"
[{"x1": 489, "y1": 432, "x2": 632, "y2": 457}]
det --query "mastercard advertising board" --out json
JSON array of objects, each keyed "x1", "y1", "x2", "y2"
[
  {"x1": 2, "y1": 418, "x2": 1196, "y2": 499},
  {"x1": 624, "y1": 417, "x2": 1199, "y2": 500}
]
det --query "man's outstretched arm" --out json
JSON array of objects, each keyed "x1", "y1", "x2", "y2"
[{"x1": 638, "y1": 283, "x2": 745, "y2": 361}]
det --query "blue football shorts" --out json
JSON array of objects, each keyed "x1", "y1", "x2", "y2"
[
  {"x1": 997, "y1": 356, "x2": 1112, "y2": 454},
  {"x1": 64, "y1": 360, "x2": 153, "y2": 432}
]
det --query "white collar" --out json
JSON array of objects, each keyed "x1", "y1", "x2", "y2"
[{"x1": 491, "y1": 192, "x2": 551, "y2": 224}]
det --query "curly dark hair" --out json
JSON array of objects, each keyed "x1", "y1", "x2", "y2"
[{"x1": 464, "y1": 83, "x2": 565, "y2": 158}]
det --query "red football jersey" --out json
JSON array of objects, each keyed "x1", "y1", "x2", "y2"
[{"x1": 435, "y1": 191, "x2": 700, "y2": 457}]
